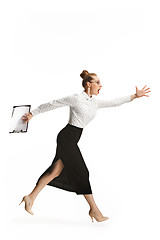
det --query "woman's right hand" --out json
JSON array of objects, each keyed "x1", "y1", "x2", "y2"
[{"x1": 22, "y1": 112, "x2": 33, "y2": 123}]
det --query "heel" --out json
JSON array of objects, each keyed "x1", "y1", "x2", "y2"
[
  {"x1": 19, "y1": 197, "x2": 24, "y2": 205},
  {"x1": 89, "y1": 210, "x2": 94, "y2": 223},
  {"x1": 89, "y1": 209, "x2": 109, "y2": 222},
  {"x1": 90, "y1": 215, "x2": 94, "y2": 223}
]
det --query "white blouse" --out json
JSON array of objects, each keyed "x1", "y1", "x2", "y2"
[{"x1": 31, "y1": 91, "x2": 131, "y2": 128}]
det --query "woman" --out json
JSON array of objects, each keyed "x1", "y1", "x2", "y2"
[{"x1": 19, "y1": 70, "x2": 151, "y2": 222}]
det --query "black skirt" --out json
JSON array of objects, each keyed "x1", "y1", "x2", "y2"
[{"x1": 36, "y1": 123, "x2": 92, "y2": 195}]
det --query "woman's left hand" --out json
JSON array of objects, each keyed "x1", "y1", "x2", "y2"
[{"x1": 135, "y1": 85, "x2": 151, "y2": 98}]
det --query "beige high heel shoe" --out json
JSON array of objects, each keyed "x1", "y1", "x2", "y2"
[
  {"x1": 89, "y1": 209, "x2": 109, "y2": 223},
  {"x1": 19, "y1": 195, "x2": 34, "y2": 215}
]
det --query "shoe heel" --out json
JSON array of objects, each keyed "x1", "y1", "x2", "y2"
[
  {"x1": 89, "y1": 210, "x2": 94, "y2": 223},
  {"x1": 19, "y1": 197, "x2": 24, "y2": 205},
  {"x1": 90, "y1": 215, "x2": 94, "y2": 223}
]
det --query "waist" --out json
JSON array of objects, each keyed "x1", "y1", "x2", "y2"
[
  {"x1": 66, "y1": 123, "x2": 83, "y2": 130},
  {"x1": 64, "y1": 123, "x2": 83, "y2": 142}
]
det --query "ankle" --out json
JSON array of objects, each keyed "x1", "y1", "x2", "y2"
[
  {"x1": 28, "y1": 194, "x2": 35, "y2": 202},
  {"x1": 90, "y1": 207, "x2": 102, "y2": 215},
  {"x1": 90, "y1": 206, "x2": 99, "y2": 212}
]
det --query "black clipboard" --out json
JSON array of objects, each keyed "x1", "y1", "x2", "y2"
[{"x1": 9, "y1": 105, "x2": 31, "y2": 133}]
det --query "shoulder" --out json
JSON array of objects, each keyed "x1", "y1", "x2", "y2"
[
  {"x1": 73, "y1": 92, "x2": 84, "y2": 100},
  {"x1": 92, "y1": 97, "x2": 99, "y2": 106},
  {"x1": 65, "y1": 93, "x2": 79, "y2": 104},
  {"x1": 60, "y1": 93, "x2": 78, "y2": 100}
]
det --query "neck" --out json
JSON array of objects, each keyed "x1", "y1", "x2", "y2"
[{"x1": 84, "y1": 90, "x2": 92, "y2": 98}]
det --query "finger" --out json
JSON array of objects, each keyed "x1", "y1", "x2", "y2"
[
  {"x1": 142, "y1": 85, "x2": 147, "y2": 90},
  {"x1": 145, "y1": 88, "x2": 150, "y2": 91},
  {"x1": 22, "y1": 117, "x2": 28, "y2": 121},
  {"x1": 145, "y1": 91, "x2": 151, "y2": 93}
]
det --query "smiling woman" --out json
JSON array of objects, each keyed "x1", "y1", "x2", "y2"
[{"x1": 20, "y1": 70, "x2": 151, "y2": 222}]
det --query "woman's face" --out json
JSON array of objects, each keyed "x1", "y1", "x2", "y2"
[{"x1": 89, "y1": 76, "x2": 102, "y2": 96}]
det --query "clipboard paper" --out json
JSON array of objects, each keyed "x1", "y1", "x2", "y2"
[{"x1": 9, "y1": 105, "x2": 31, "y2": 133}]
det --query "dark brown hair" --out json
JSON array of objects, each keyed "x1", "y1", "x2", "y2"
[{"x1": 80, "y1": 70, "x2": 97, "y2": 88}]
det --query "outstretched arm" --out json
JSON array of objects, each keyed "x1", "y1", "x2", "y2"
[
  {"x1": 97, "y1": 95, "x2": 131, "y2": 108},
  {"x1": 22, "y1": 93, "x2": 78, "y2": 123},
  {"x1": 30, "y1": 94, "x2": 78, "y2": 117},
  {"x1": 97, "y1": 85, "x2": 151, "y2": 108}
]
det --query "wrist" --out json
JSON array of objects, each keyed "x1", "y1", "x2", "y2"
[{"x1": 131, "y1": 93, "x2": 138, "y2": 101}]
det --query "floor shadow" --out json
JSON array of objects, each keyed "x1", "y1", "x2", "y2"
[{"x1": 11, "y1": 216, "x2": 108, "y2": 228}]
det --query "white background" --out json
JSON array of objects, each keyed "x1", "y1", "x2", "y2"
[{"x1": 0, "y1": 0, "x2": 159, "y2": 239}]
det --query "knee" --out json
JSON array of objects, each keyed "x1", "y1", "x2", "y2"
[
  {"x1": 50, "y1": 167, "x2": 64, "y2": 178},
  {"x1": 49, "y1": 169, "x2": 60, "y2": 178}
]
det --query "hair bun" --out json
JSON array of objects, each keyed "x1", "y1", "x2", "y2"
[{"x1": 80, "y1": 70, "x2": 89, "y2": 79}]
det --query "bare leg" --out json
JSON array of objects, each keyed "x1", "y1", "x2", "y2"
[
  {"x1": 23, "y1": 159, "x2": 64, "y2": 212},
  {"x1": 84, "y1": 194, "x2": 102, "y2": 214},
  {"x1": 29, "y1": 159, "x2": 64, "y2": 202}
]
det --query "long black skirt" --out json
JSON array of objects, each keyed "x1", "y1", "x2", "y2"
[{"x1": 36, "y1": 123, "x2": 92, "y2": 195}]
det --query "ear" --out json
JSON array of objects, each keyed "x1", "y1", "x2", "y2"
[{"x1": 86, "y1": 82, "x2": 91, "y2": 88}]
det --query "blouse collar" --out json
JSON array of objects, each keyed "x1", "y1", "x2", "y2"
[{"x1": 81, "y1": 91, "x2": 93, "y2": 100}]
